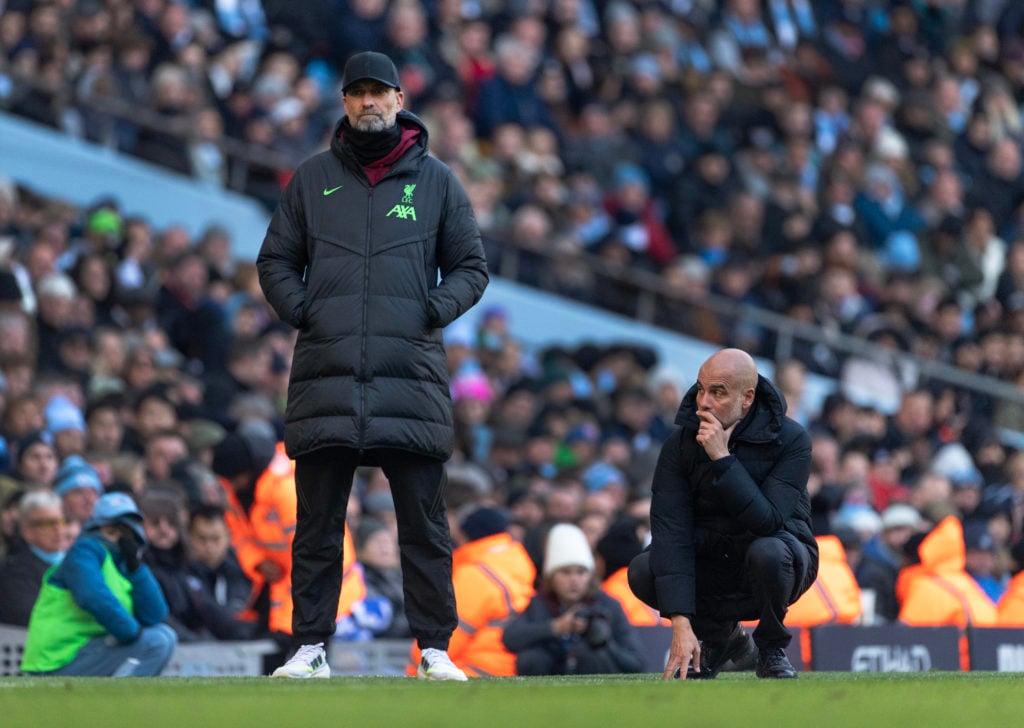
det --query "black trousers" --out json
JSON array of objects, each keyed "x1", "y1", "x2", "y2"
[
  {"x1": 290, "y1": 447, "x2": 457, "y2": 650},
  {"x1": 628, "y1": 532, "x2": 812, "y2": 649}
]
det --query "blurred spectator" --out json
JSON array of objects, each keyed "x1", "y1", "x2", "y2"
[
  {"x1": 596, "y1": 514, "x2": 665, "y2": 627},
  {"x1": 353, "y1": 517, "x2": 409, "y2": 640},
  {"x1": 0, "y1": 489, "x2": 71, "y2": 626},
  {"x1": 855, "y1": 503, "x2": 923, "y2": 623},
  {"x1": 17, "y1": 430, "x2": 60, "y2": 491},
  {"x1": 476, "y1": 34, "x2": 554, "y2": 140},
  {"x1": 44, "y1": 394, "x2": 88, "y2": 459},
  {"x1": 139, "y1": 487, "x2": 199, "y2": 640},
  {"x1": 502, "y1": 522, "x2": 643, "y2": 675},
  {"x1": 963, "y1": 519, "x2": 1009, "y2": 603},
  {"x1": 183, "y1": 503, "x2": 259, "y2": 640}
]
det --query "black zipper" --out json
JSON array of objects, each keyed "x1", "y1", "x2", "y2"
[{"x1": 358, "y1": 185, "x2": 373, "y2": 451}]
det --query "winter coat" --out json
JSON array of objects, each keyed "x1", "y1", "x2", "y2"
[
  {"x1": 502, "y1": 590, "x2": 644, "y2": 675},
  {"x1": 257, "y1": 110, "x2": 488, "y2": 461},
  {"x1": 648, "y1": 374, "x2": 819, "y2": 618},
  {"x1": 0, "y1": 548, "x2": 53, "y2": 626}
]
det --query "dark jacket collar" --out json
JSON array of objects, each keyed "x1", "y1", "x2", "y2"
[{"x1": 330, "y1": 109, "x2": 429, "y2": 171}]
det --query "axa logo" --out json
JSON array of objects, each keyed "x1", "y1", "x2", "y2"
[
  {"x1": 387, "y1": 204, "x2": 417, "y2": 220},
  {"x1": 386, "y1": 184, "x2": 417, "y2": 220},
  {"x1": 850, "y1": 645, "x2": 932, "y2": 672}
]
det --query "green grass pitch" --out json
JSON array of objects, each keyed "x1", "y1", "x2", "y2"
[{"x1": 3, "y1": 673, "x2": 1024, "y2": 728}]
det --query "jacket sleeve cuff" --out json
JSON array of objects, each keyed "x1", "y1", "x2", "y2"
[{"x1": 710, "y1": 455, "x2": 737, "y2": 476}]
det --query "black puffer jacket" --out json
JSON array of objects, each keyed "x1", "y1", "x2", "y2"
[
  {"x1": 649, "y1": 374, "x2": 818, "y2": 617},
  {"x1": 257, "y1": 111, "x2": 488, "y2": 460}
]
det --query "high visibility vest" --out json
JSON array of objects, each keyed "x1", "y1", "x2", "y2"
[
  {"x1": 602, "y1": 567, "x2": 669, "y2": 626},
  {"x1": 786, "y1": 535, "x2": 862, "y2": 627},
  {"x1": 221, "y1": 442, "x2": 365, "y2": 633},
  {"x1": 997, "y1": 570, "x2": 1024, "y2": 627},
  {"x1": 21, "y1": 552, "x2": 132, "y2": 672},
  {"x1": 408, "y1": 533, "x2": 535, "y2": 677},
  {"x1": 896, "y1": 516, "x2": 997, "y2": 670}
]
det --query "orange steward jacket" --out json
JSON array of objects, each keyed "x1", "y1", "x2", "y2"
[
  {"x1": 408, "y1": 533, "x2": 535, "y2": 677},
  {"x1": 221, "y1": 442, "x2": 365, "y2": 633},
  {"x1": 785, "y1": 535, "x2": 862, "y2": 626},
  {"x1": 896, "y1": 516, "x2": 997, "y2": 628},
  {"x1": 602, "y1": 567, "x2": 669, "y2": 626},
  {"x1": 997, "y1": 570, "x2": 1024, "y2": 626}
]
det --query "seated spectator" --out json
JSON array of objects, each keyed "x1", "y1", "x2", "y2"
[
  {"x1": 183, "y1": 504, "x2": 259, "y2": 640},
  {"x1": 408, "y1": 506, "x2": 535, "y2": 677},
  {"x1": 0, "y1": 490, "x2": 71, "y2": 626},
  {"x1": 502, "y1": 523, "x2": 643, "y2": 676},
  {"x1": 54, "y1": 454, "x2": 104, "y2": 527},
  {"x1": 20, "y1": 492, "x2": 177, "y2": 676},
  {"x1": 597, "y1": 515, "x2": 668, "y2": 627},
  {"x1": 139, "y1": 488, "x2": 200, "y2": 641},
  {"x1": 351, "y1": 517, "x2": 409, "y2": 640},
  {"x1": 856, "y1": 504, "x2": 923, "y2": 623}
]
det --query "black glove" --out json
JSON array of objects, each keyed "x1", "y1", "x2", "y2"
[{"x1": 118, "y1": 534, "x2": 143, "y2": 573}]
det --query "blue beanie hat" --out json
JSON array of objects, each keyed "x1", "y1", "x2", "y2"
[
  {"x1": 45, "y1": 395, "x2": 86, "y2": 434},
  {"x1": 54, "y1": 455, "x2": 104, "y2": 496}
]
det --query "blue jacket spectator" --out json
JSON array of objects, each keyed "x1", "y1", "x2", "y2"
[{"x1": 20, "y1": 492, "x2": 177, "y2": 677}]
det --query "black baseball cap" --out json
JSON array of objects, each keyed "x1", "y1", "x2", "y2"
[{"x1": 341, "y1": 51, "x2": 400, "y2": 93}]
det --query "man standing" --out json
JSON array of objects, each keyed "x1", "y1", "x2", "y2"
[
  {"x1": 257, "y1": 51, "x2": 488, "y2": 680},
  {"x1": 627, "y1": 349, "x2": 818, "y2": 680}
]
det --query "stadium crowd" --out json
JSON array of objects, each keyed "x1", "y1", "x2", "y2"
[{"x1": 3, "y1": 0, "x2": 1024, "y2": 674}]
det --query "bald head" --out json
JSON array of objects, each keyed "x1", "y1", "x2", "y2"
[
  {"x1": 695, "y1": 348, "x2": 758, "y2": 427},
  {"x1": 705, "y1": 349, "x2": 757, "y2": 390}
]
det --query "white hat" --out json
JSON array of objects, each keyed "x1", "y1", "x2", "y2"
[
  {"x1": 543, "y1": 523, "x2": 595, "y2": 577},
  {"x1": 880, "y1": 504, "x2": 920, "y2": 530}
]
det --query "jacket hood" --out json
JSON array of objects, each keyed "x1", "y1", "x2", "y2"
[
  {"x1": 674, "y1": 373, "x2": 788, "y2": 444},
  {"x1": 330, "y1": 109, "x2": 429, "y2": 165},
  {"x1": 914, "y1": 515, "x2": 965, "y2": 574}
]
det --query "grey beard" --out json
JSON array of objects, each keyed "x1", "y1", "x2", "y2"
[{"x1": 354, "y1": 115, "x2": 388, "y2": 132}]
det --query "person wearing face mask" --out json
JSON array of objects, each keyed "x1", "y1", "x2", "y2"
[
  {"x1": 20, "y1": 492, "x2": 176, "y2": 676},
  {"x1": 627, "y1": 348, "x2": 818, "y2": 680},
  {"x1": 502, "y1": 523, "x2": 643, "y2": 676},
  {"x1": 0, "y1": 490, "x2": 72, "y2": 626}
]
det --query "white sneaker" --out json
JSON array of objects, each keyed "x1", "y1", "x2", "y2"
[
  {"x1": 271, "y1": 643, "x2": 330, "y2": 678},
  {"x1": 417, "y1": 648, "x2": 468, "y2": 681}
]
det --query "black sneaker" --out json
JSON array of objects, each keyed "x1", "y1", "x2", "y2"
[
  {"x1": 685, "y1": 624, "x2": 755, "y2": 680},
  {"x1": 755, "y1": 647, "x2": 797, "y2": 679}
]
